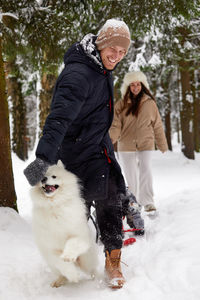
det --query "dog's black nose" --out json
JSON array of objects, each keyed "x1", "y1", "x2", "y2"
[{"x1": 41, "y1": 177, "x2": 47, "y2": 184}]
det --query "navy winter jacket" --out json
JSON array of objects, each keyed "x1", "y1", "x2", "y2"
[{"x1": 36, "y1": 36, "x2": 125, "y2": 201}]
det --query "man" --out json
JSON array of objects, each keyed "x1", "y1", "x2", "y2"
[{"x1": 24, "y1": 19, "x2": 131, "y2": 289}]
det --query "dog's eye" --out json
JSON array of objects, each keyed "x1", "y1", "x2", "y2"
[{"x1": 52, "y1": 176, "x2": 56, "y2": 179}]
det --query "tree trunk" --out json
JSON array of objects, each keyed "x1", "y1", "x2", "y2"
[
  {"x1": 179, "y1": 60, "x2": 194, "y2": 159},
  {"x1": 192, "y1": 69, "x2": 200, "y2": 152},
  {"x1": 0, "y1": 36, "x2": 18, "y2": 211},
  {"x1": 160, "y1": 70, "x2": 172, "y2": 151},
  {"x1": 5, "y1": 59, "x2": 28, "y2": 161},
  {"x1": 39, "y1": 72, "x2": 57, "y2": 134},
  {"x1": 165, "y1": 99, "x2": 172, "y2": 151}
]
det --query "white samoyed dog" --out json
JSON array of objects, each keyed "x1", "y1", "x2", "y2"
[{"x1": 30, "y1": 160, "x2": 98, "y2": 287}]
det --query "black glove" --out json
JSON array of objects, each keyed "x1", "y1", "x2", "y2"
[{"x1": 23, "y1": 158, "x2": 50, "y2": 186}]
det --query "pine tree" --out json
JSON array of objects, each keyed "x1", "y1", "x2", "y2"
[
  {"x1": 1, "y1": 3, "x2": 29, "y2": 161},
  {"x1": 0, "y1": 34, "x2": 18, "y2": 211}
]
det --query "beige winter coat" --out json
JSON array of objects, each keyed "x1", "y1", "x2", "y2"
[{"x1": 109, "y1": 94, "x2": 168, "y2": 152}]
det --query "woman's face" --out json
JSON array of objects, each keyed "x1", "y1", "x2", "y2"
[{"x1": 130, "y1": 81, "x2": 142, "y2": 96}]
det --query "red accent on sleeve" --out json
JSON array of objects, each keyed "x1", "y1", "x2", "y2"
[{"x1": 104, "y1": 148, "x2": 111, "y2": 163}]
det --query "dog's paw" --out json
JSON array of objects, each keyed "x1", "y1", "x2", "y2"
[
  {"x1": 60, "y1": 252, "x2": 77, "y2": 262},
  {"x1": 51, "y1": 275, "x2": 67, "y2": 288}
]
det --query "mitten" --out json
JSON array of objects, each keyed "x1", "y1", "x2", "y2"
[
  {"x1": 120, "y1": 189, "x2": 140, "y2": 217},
  {"x1": 120, "y1": 189, "x2": 145, "y2": 235},
  {"x1": 119, "y1": 192, "x2": 130, "y2": 217},
  {"x1": 23, "y1": 158, "x2": 50, "y2": 186},
  {"x1": 127, "y1": 211, "x2": 145, "y2": 235}
]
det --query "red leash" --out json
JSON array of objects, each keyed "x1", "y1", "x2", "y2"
[
  {"x1": 123, "y1": 228, "x2": 141, "y2": 233},
  {"x1": 123, "y1": 237, "x2": 136, "y2": 246},
  {"x1": 122, "y1": 227, "x2": 143, "y2": 246}
]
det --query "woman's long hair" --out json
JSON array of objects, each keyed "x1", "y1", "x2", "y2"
[{"x1": 122, "y1": 82, "x2": 155, "y2": 117}]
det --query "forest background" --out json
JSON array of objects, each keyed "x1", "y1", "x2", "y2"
[{"x1": 0, "y1": 0, "x2": 200, "y2": 210}]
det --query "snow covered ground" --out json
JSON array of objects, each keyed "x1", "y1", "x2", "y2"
[{"x1": 1, "y1": 139, "x2": 200, "y2": 300}]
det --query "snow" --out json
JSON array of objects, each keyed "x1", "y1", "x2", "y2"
[
  {"x1": 129, "y1": 43, "x2": 148, "y2": 71},
  {"x1": 129, "y1": 53, "x2": 147, "y2": 71},
  {"x1": 148, "y1": 53, "x2": 161, "y2": 67},
  {"x1": 1, "y1": 137, "x2": 200, "y2": 300},
  {"x1": 97, "y1": 18, "x2": 130, "y2": 35},
  {"x1": 80, "y1": 34, "x2": 103, "y2": 68},
  {"x1": 0, "y1": 12, "x2": 19, "y2": 21}
]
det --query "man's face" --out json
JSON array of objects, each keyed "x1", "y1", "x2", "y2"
[{"x1": 100, "y1": 46, "x2": 126, "y2": 70}]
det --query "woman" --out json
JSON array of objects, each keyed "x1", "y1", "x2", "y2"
[{"x1": 109, "y1": 71, "x2": 168, "y2": 212}]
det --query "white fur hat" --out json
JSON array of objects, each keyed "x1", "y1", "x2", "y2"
[{"x1": 120, "y1": 71, "x2": 149, "y2": 97}]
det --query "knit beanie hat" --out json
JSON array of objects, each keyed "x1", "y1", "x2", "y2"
[
  {"x1": 120, "y1": 71, "x2": 150, "y2": 97},
  {"x1": 95, "y1": 19, "x2": 131, "y2": 53}
]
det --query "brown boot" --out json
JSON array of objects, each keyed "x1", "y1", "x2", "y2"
[{"x1": 105, "y1": 249, "x2": 125, "y2": 289}]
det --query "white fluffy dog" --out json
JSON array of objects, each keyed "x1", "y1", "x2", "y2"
[{"x1": 30, "y1": 160, "x2": 98, "y2": 287}]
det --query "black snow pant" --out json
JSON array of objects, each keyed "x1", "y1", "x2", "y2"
[
  {"x1": 65, "y1": 160, "x2": 123, "y2": 253},
  {"x1": 93, "y1": 167, "x2": 123, "y2": 252}
]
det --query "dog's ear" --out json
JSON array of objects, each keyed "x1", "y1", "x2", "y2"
[{"x1": 57, "y1": 160, "x2": 65, "y2": 169}]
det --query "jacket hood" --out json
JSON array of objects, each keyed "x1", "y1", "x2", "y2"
[
  {"x1": 64, "y1": 34, "x2": 105, "y2": 73},
  {"x1": 64, "y1": 33, "x2": 121, "y2": 73}
]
